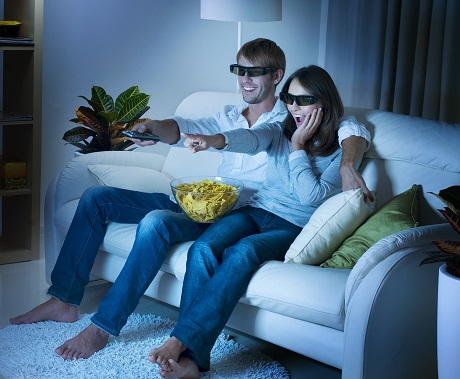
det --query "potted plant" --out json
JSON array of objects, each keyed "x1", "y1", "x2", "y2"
[
  {"x1": 62, "y1": 85, "x2": 151, "y2": 153},
  {"x1": 420, "y1": 185, "x2": 460, "y2": 274},
  {"x1": 420, "y1": 185, "x2": 460, "y2": 379}
]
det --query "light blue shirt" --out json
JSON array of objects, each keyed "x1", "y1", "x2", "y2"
[{"x1": 222, "y1": 123, "x2": 342, "y2": 227}]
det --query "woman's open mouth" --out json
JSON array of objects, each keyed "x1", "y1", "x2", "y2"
[{"x1": 294, "y1": 115, "x2": 306, "y2": 126}]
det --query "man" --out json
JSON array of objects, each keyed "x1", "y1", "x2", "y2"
[{"x1": 11, "y1": 38, "x2": 371, "y2": 361}]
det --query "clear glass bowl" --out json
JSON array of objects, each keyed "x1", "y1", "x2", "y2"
[{"x1": 171, "y1": 176, "x2": 243, "y2": 223}]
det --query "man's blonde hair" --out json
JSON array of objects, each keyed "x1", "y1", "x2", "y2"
[{"x1": 237, "y1": 38, "x2": 286, "y2": 83}]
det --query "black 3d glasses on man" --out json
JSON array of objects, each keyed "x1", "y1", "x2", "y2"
[{"x1": 230, "y1": 64, "x2": 277, "y2": 77}]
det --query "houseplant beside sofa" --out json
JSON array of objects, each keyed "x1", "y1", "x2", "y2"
[{"x1": 45, "y1": 91, "x2": 460, "y2": 379}]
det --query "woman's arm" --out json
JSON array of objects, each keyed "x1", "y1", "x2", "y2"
[
  {"x1": 182, "y1": 123, "x2": 281, "y2": 154},
  {"x1": 289, "y1": 149, "x2": 343, "y2": 206}
]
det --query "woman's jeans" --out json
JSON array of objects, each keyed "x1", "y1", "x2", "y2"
[
  {"x1": 171, "y1": 205, "x2": 302, "y2": 371},
  {"x1": 48, "y1": 186, "x2": 208, "y2": 336}
]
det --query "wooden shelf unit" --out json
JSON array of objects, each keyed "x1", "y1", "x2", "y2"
[{"x1": 0, "y1": 0, "x2": 43, "y2": 264}]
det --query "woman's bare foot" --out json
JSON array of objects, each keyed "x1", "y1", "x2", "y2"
[
  {"x1": 159, "y1": 357, "x2": 199, "y2": 379},
  {"x1": 148, "y1": 336, "x2": 187, "y2": 369},
  {"x1": 10, "y1": 297, "x2": 78, "y2": 325},
  {"x1": 55, "y1": 323, "x2": 109, "y2": 360}
]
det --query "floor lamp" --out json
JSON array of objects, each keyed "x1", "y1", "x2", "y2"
[{"x1": 200, "y1": 0, "x2": 282, "y2": 92}]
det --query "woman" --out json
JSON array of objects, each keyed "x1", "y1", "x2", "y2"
[{"x1": 150, "y1": 65, "x2": 344, "y2": 379}]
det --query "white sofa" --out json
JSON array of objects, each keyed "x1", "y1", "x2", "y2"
[{"x1": 45, "y1": 91, "x2": 460, "y2": 379}]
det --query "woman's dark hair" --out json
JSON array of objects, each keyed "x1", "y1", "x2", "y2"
[{"x1": 281, "y1": 65, "x2": 343, "y2": 156}]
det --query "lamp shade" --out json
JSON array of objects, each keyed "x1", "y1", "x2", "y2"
[{"x1": 201, "y1": 0, "x2": 282, "y2": 22}]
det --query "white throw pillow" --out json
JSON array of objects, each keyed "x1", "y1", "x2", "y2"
[
  {"x1": 87, "y1": 164, "x2": 172, "y2": 195},
  {"x1": 284, "y1": 188, "x2": 376, "y2": 265}
]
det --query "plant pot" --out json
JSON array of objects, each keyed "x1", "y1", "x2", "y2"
[{"x1": 437, "y1": 263, "x2": 460, "y2": 379}]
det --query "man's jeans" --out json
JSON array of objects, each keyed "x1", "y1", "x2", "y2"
[
  {"x1": 171, "y1": 205, "x2": 302, "y2": 371},
  {"x1": 48, "y1": 186, "x2": 208, "y2": 336}
]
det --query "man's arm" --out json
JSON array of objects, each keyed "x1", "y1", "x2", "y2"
[
  {"x1": 130, "y1": 119, "x2": 181, "y2": 145},
  {"x1": 340, "y1": 136, "x2": 374, "y2": 201}
]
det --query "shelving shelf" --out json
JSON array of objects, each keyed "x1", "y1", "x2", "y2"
[{"x1": 0, "y1": 0, "x2": 43, "y2": 264}]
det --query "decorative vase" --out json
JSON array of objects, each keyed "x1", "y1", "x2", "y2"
[{"x1": 437, "y1": 263, "x2": 460, "y2": 379}]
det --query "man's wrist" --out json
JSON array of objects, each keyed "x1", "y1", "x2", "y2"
[{"x1": 212, "y1": 134, "x2": 227, "y2": 149}]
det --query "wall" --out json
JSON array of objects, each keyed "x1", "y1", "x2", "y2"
[{"x1": 41, "y1": 0, "x2": 322, "y2": 227}]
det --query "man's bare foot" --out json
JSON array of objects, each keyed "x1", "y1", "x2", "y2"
[
  {"x1": 10, "y1": 297, "x2": 78, "y2": 325},
  {"x1": 55, "y1": 323, "x2": 109, "y2": 360},
  {"x1": 159, "y1": 357, "x2": 199, "y2": 379},
  {"x1": 148, "y1": 336, "x2": 187, "y2": 369}
]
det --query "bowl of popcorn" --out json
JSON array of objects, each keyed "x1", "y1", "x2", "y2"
[{"x1": 171, "y1": 176, "x2": 243, "y2": 223}]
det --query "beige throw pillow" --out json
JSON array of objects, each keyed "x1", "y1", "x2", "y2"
[{"x1": 284, "y1": 189, "x2": 376, "y2": 265}]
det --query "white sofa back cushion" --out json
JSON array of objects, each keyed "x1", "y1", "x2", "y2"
[
  {"x1": 161, "y1": 147, "x2": 222, "y2": 179},
  {"x1": 88, "y1": 164, "x2": 173, "y2": 194},
  {"x1": 174, "y1": 91, "x2": 243, "y2": 119}
]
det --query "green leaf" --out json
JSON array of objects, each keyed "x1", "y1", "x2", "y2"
[
  {"x1": 439, "y1": 186, "x2": 460, "y2": 209},
  {"x1": 114, "y1": 86, "x2": 140, "y2": 114},
  {"x1": 99, "y1": 111, "x2": 119, "y2": 124},
  {"x1": 125, "y1": 117, "x2": 151, "y2": 130},
  {"x1": 62, "y1": 126, "x2": 97, "y2": 143},
  {"x1": 117, "y1": 93, "x2": 151, "y2": 124},
  {"x1": 420, "y1": 251, "x2": 460, "y2": 266},
  {"x1": 429, "y1": 186, "x2": 460, "y2": 216},
  {"x1": 131, "y1": 106, "x2": 150, "y2": 121},
  {"x1": 64, "y1": 140, "x2": 91, "y2": 153},
  {"x1": 433, "y1": 240, "x2": 460, "y2": 256},
  {"x1": 75, "y1": 106, "x2": 109, "y2": 134},
  {"x1": 77, "y1": 95, "x2": 100, "y2": 112},
  {"x1": 91, "y1": 86, "x2": 114, "y2": 114},
  {"x1": 113, "y1": 139, "x2": 135, "y2": 151},
  {"x1": 438, "y1": 208, "x2": 460, "y2": 235}
]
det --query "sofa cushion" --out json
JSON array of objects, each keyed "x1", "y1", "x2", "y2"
[
  {"x1": 171, "y1": 243, "x2": 349, "y2": 330},
  {"x1": 242, "y1": 261, "x2": 351, "y2": 330},
  {"x1": 321, "y1": 184, "x2": 420, "y2": 269},
  {"x1": 87, "y1": 164, "x2": 172, "y2": 194},
  {"x1": 284, "y1": 189, "x2": 375, "y2": 265},
  {"x1": 171, "y1": 241, "x2": 194, "y2": 281}
]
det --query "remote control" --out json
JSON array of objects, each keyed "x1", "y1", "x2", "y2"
[{"x1": 122, "y1": 130, "x2": 161, "y2": 141}]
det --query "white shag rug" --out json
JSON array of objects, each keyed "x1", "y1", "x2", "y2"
[{"x1": 0, "y1": 313, "x2": 290, "y2": 379}]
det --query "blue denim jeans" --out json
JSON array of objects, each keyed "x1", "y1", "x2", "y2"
[
  {"x1": 171, "y1": 205, "x2": 302, "y2": 371},
  {"x1": 48, "y1": 186, "x2": 208, "y2": 336}
]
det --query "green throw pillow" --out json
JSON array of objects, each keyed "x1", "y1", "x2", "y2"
[{"x1": 320, "y1": 184, "x2": 420, "y2": 269}]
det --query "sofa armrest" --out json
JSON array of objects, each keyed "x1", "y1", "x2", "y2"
[
  {"x1": 342, "y1": 246, "x2": 441, "y2": 379},
  {"x1": 344, "y1": 223, "x2": 455, "y2": 308},
  {"x1": 54, "y1": 151, "x2": 167, "y2": 210},
  {"x1": 342, "y1": 224, "x2": 455, "y2": 379}
]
